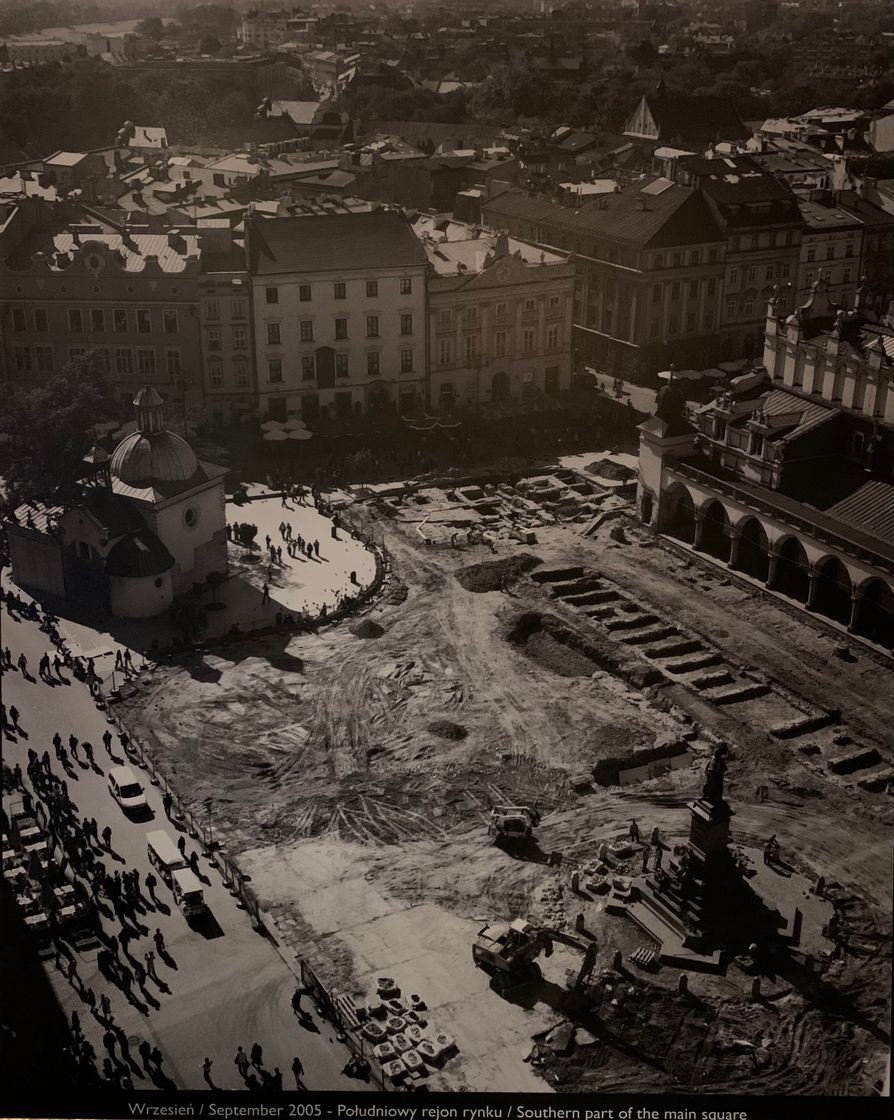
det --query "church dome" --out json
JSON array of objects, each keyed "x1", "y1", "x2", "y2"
[
  {"x1": 110, "y1": 430, "x2": 199, "y2": 485},
  {"x1": 109, "y1": 384, "x2": 199, "y2": 486}
]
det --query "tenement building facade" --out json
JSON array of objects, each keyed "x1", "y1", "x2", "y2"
[
  {"x1": 424, "y1": 229, "x2": 576, "y2": 411},
  {"x1": 247, "y1": 211, "x2": 428, "y2": 421},
  {"x1": 637, "y1": 280, "x2": 894, "y2": 649}
]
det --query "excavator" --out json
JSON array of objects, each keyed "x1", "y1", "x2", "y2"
[
  {"x1": 473, "y1": 917, "x2": 599, "y2": 991},
  {"x1": 488, "y1": 805, "x2": 541, "y2": 847}
]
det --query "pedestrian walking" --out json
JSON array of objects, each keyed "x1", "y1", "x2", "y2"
[
  {"x1": 153, "y1": 928, "x2": 165, "y2": 954},
  {"x1": 641, "y1": 846, "x2": 650, "y2": 872},
  {"x1": 145, "y1": 950, "x2": 157, "y2": 980},
  {"x1": 102, "y1": 730, "x2": 113, "y2": 754},
  {"x1": 103, "y1": 1029, "x2": 117, "y2": 1056},
  {"x1": 151, "y1": 1046, "x2": 162, "y2": 1067},
  {"x1": 265, "y1": 535, "x2": 271, "y2": 550},
  {"x1": 69, "y1": 734, "x2": 78, "y2": 757},
  {"x1": 102, "y1": 825, "x2": 112, "y2": 850},
  {"x1": 654, "y1": 844, "x2": 664, "y2": 870},
  {"x1": 235, "y1": 1046, "x2": 250, "y2": 1077},
  {"x1": 306, "y1": 542, "x2": 313, "y2": 559},
  {"x1": 629, "y1": 819, "x2": 640, "y2": 843},
  {"x1": 83, "y1": 741, "x2": 94, "y2": 766},
  {"x1": 115, "y1": 651, "x2": 123, "y2": 671},
  {"x1": 9, "y1": 705, "x2": 20, "y2": 729},
  {"x1": 291, "y1": 1055, "x2": 304, "y2": 1087},
  {"x1": 202, "y1": 1057, "x2": 214, "y2": 1086},
  {"x1": 53, "y1": 654, "x2": 63, "y2": 677},
  {"x1": 313, "y1": 539, "x2": 319, "y2": 557},
  {"x1": 124, "y1": 649, "x2": 135, "y2": 672},
  {"x1": 70, "y1": 1009, "x2": 81, "y2": 1036},
  {"x1": 17, "y1": 653, "x2": 28, "y2": 674},
  {"x1": 261, "y1": 582, "x2": 270, "y2": 606},
  {"x1": 99, "y1": 993, "x2": 111, "y2": 1022},
  {"x1": 271, "y1": 1067, "x2": 283, "y2": 1090},
  {"x1": 650, "y1": 825, "x2": 661, "y2": 847},
  {"x1": 133, "y1": 962, "x2": 146, "y2": 989},
  {"x1": 276, "y1": 545, "x2": 282, "y2": 563},
  {"x1": 139, "y1": 1041, "x2": 152, "y2": 1067},
  {"x1": 250, "y1": 1041, "x2": 263, "y2": 1067},
  {"x1": 145, "y1": 872, "x2": 157, "y2": 897}
]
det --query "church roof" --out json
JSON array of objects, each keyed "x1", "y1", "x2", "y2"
[
  {"x1": 110, "y1": 430, "x2": 199, "y2": 487},
  {"x1": 644, "y1": 95, "x2": 750, "y2": 144},
  {"x1": 106, "y1": 530, "x2": 175, "y2": 578}
]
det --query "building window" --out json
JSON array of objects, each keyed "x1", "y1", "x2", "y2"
[
  {"x1": 438, "y1": 338, "x2": 453, "y2": 365},
  {"x1": 523, "y1": 298, "x2": 535, "y2": 313},
  {"x1": 137, "y1": 309, "x2": 151, "y2": 333},
  {"x1": 707, "y1": 278, "x2": 717, "y2": 297},
  {"x1": 91, "y1": 309, "x2": 105, "y2": 332},
  {"x1": 726, "y1": 300, "x2": 736, "y2": 318},
  {"x1": 267, "y1": 322, "x2": 281, "y2": 345},
  {"x1": 265, "y1": 287, "x2": 278, "y2": 305},
  {"x1": 233, "y1": 327, "x2": 247, "y2": 350},
  {"x1": 231, "y1": 300, "x2": 245, "y2": 320},
  {"x1": 439, "y1": 309, "x2": 453, "y2": 328},
  {"x1": 765, "y1": 264, "x2": 776, "y2": 281},
  {"x1": 335, "y1": 318, "x2": 348, "y2": 339},
  {"x1": 704, "y1": 312, "x2": 714, "y2": 329},
  {"x1": 235, "y1": 360, "x2": 249, "y2": 388},
  {"x1": 69, "y1": 309, "x2": 84, "y2": 333},
  {"x1": 686, "y1": 312, "x2": 696, "y2": 332},
  {"x1": 34, "y1": 345, "x2": 54, "y2": 372},
  {"x1": 115, "y1": 348, "x2": 134, "y2": 375},
  {"x1": 842, "y1": 267, "x2": 852, "y2": 284},
  {"x1": 708, "y1": 247, "x2": 718, "y2": 263},
  {"x1": 12, "y1": 307, "x2": 26, "y2": 331},
  {"x1": 400, "y1": 349, "x2": 414, "y2": 373},
  {"x1": 268, "y1": 358, "x2": 283, "y2": 383},
  {"x1": 113, "y1": 309, "x2": 128, "y2": 333},
  {"x1": 366, "y1": 280, "x2": 378, "y2": 298},
  {"x1": 166, "y1": 350, "x2": 182, "y2": 377},
  {"x1": 367, "y1": 352, "x2": 380, "y2": 376},
  {"x1": 336, "y1": 354, "x2": 349, "y2": 377},
  {"x1": 654, "y1": 254, "x2": 664, "y2": 269},
  {"x1": 548, "y1": 294, "x2": 560, "y2": 308},
  {"x1": 744, "y1": 299, "x2": 755, "y2": 317},
  {"x1": 400, "y1": 278, "x2": 412, "y2": 295},
  {"x1": 546, "y1": 325, "x2": 559, "y2": 349},
  {"x1": 299, "y1": 284, "x2": 311, "y2": 302},
  {"x1": 652, "y1": 284, "x2": 662, "y2": 303},
  {"x1": 495, "y1": 330, "x2": 507, "y2": 358},
  {"x1": 845, "y1": 244, "x2": 854, "y2": 258},
  {"x1": 672, "y1": 252, "x2": 682, "y2": 268},
  {"x1": 400, "y1": 313, "x2": 413, "y2": 335},
  {"x1": 302, "y1": 356, "x2": 315, "y2": 380},
  {"x1": 688, "y1": 279, "x2": 699, "y2": 298},
  {"x1": 826, "y1": 246, "x2": 835, "y2": 260},
  {"x1": 522, "y1": 328, "x2": 535, "y2": 353},
  {"x1": 334, "y1": 282, "x2": 346, "y2": 300},
  {"x1": 209, "y1": 363, "x2": 223, "y2": 388},
  {"x1": 671, "y1": 281, "x2": 680, "y2": 301},
  {"x1": 68, "y1": 347, "x2": 87, "y2": 364},
  {"x1": 207, "y1": 328, "x2": 221, "y2": 351},
  {"x1": 14, "y1": 345, "x2": 31, "y2": 371},
  {"x1": 163, "y1": 310, "x2": 178, "y2": 334},
  {"x1": 495, "y1": 302, "x2": 507, "y2": 316},
  {"x1": 300, "y1": 320, "x2": 314, "y2": 342},
  {"x1": 366, "y1": 316, "x2": 379, "y2": 338},
  {"x1": 33, "y1": 308, "x2": 48, "y2": 332},
  {"x1": 137, "y1": 348, "x2": 156, "y2": 376},
  {"x1": 668, "y1": 317, "x2": 679, "y2": 335},
  {"x1": 689, "y1": 249, "x2": 700, "y2": 266},
  {"x1": 205, "y1": 301, "x2": 220, "y2": 321},
  {"x1": 464, "y1": 334, "x2": 478, "y2": 363}
]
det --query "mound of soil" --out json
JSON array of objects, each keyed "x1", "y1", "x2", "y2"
[
  {"x1": 427, "y1": 720, "x2": 468, "y2": 740},
  {"x1": 350, "y1": 619, "x2": 385, "y2": 639},
  {"x1": 586, "y1": 459, "x2": 636, "y2": 482},
  {"x1": 455, "y1": 553, "x2": 542, "y2": 593}
]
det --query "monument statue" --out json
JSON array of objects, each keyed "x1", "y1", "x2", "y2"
[{"x1": 702, "y1": 743, "x2": 730, "y2": 805}]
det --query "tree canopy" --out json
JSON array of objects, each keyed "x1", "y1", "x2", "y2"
[{"x1": 0, "y1": 356, "x2": 121, "y2": 506}]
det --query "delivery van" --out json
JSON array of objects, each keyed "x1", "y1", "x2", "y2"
[
  {"x1": 171, "y1": 867, "x2": 206, "y2": 916},
  {"x1": 146, "y1": 829, "x2": 187, "y2": 884}
]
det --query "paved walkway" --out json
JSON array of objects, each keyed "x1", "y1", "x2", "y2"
[{"x1": 1, "y1": 595, "x2": 373, "y2": 1093}]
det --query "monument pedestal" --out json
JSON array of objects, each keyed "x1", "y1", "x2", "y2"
[{"x1": 687, "y1": 798, "x2": 732, "y2": 866}]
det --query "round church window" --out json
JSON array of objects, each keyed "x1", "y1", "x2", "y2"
[
  {"x1": 184, "y1": 507, "x2": 199, "y2": 528},
  {"x1": 154, "y1": 577, "x2": 163, "y2": 589}
]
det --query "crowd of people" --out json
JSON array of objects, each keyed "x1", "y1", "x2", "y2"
[{"x1": 1, "y1": 587, "x2": 322, "y2": 1092}]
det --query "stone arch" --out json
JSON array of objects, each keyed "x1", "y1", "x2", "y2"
[
  {"x1": 813, "y1": 555, "x2": 852, "y2": 626},
  {"x1": 734, "y1": 516, "x2": 770, "y2": 581},
  {"x1": 491, "y1": 370, "x2": 510, "y2": 401},
  {"x1": 698, "y1": 498, "x2": 731, "y2": 562},
  {"x1": 854, "y1": 578, "x2": 894, "y2": 649},
  {"x1": 771, "y1": 535, "x2": 810, "y2": 602},
  {"x1": 661, "y1": 482, "x2": 696, "y2": 543}
]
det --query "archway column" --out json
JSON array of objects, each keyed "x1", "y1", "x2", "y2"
[
  {"x1": 848, "y1": 585, "x2": 865, "y2": 633},
  {"x1": 806, "y1": 563, "x2": 821, "y2": 610},
  {"x1": 693, "y1": 509, "x2": 706, "y2": 550},
  {"x1": 727, "y1": 525, "x2": 742, "y2": 569},
  {"x1": 767, "y1": 549, "x2": 780, "y2": 587}
]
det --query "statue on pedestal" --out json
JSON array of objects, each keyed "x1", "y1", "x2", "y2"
[{"x1": 702, "y1": 743, "x2": 730, "y2": 806}]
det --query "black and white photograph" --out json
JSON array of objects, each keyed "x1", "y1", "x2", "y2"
[{"x1": 0, "y1": 1, "x2": 892, "y2": 1117}]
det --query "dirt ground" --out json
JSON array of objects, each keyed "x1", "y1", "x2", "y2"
[{"x1": 122, "y1": 472, "x2": 893, "y2": 1095}]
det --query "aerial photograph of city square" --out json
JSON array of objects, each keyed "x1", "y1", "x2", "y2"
[{"x1": 0, "y1": 0, "x2": 891, "y2": 1115}]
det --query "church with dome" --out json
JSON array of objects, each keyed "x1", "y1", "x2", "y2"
[{"x1": 5, "y1": 387, "x2": 228, "y2": 619}]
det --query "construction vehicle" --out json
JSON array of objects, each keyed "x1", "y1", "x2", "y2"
[
  {"x1": 488, "y1": 805, "x2": 540, "y2": 846},
  {"x1": 473, "y1": 918, "x2": 598, "y2": 991}
]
